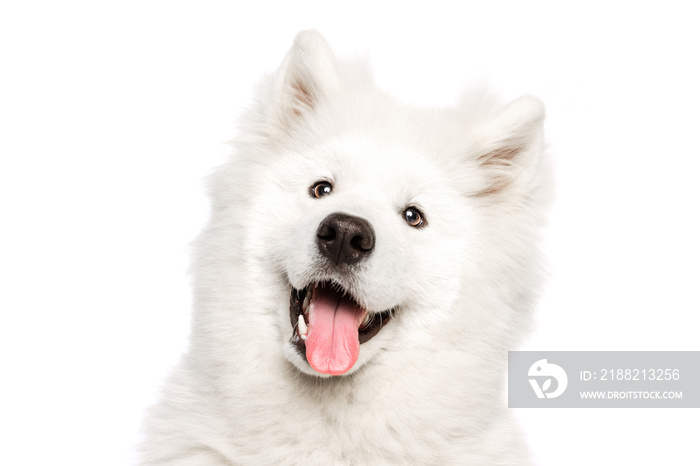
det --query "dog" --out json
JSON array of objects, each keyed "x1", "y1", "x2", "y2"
[{"x1": 139, "y1": 30, "x2": 551, "y2": 465}]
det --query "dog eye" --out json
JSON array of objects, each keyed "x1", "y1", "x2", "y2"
[
  {"x1": 310, "y1": 181, "x2": 333, "y2": 199},
  {"x1": 403, "y1": 207, "x2": 425, "y2": 228}
]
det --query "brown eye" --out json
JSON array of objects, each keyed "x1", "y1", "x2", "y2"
[
  {"x1": 310, "y1": 181, "x2": 333, "y2": 198},
  {"x1": 403, "y1": 207, "x2": 425, "y2": 228}
]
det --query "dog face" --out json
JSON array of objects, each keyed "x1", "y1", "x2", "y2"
[
  {"x1": 203, "y1": 31, "x2": 547, "y2": 378},
  {"x1": 253, "y1": 135, "x2": 473, "y2": 376}
]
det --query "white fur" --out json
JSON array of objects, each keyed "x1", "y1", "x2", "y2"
[{"x1": 139, "y1": 30, "x2": 551, "y2": 465}]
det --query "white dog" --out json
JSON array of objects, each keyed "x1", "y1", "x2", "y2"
[{"x1": 140, "y1": 30, "x2": 551, "y2": 465}]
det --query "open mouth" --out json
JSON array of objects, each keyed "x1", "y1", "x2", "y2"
[{"x1": 289, "y1": 281, "x2": 392, "y2": 375}]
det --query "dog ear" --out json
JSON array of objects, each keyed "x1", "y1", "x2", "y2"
[
  {"x1": 469, "y1": 96, "x2": 545, "y2": 197},
  {"x1": 269, "y1": 30, "x2": 338, "y2": 130}
]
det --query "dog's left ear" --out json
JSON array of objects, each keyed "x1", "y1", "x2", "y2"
[
  {"x1": 469, "y1": 96, "x2": 545, "y2": 197},
  {"x1": 269, "y1": 30, "x2": 338, "y2": 131}
]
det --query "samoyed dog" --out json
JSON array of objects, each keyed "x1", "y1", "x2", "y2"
[{"x1": 140, "y1": 30, "x2": 550, "y2": 465}]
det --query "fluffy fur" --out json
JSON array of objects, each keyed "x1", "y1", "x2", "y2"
[{"x1": 140, "y1": 30, "x2": 551, "y2": 465}]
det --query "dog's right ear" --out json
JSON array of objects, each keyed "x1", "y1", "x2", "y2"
[{"x1": 267, "y1": 30, "x2": 338, "y2": 132}]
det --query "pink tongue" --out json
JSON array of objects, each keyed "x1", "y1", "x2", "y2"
[{"x1": 305, "y1": 285, "x2": 367, "y2": 375}]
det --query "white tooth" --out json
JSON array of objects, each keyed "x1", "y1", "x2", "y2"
[
  {"x1": 302, "y1": 292, "x2": 310, "y2": 311},
  {"x1": 361, "y1": 313, "x2": 372, "y2": 327},
  {"x1": 297, "y1": 314, "x2": 308, "y2": 336}
]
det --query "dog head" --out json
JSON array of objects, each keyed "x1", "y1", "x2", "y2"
[{"x1": 198, "y1": 31, "x2": 549, "y2": 378}]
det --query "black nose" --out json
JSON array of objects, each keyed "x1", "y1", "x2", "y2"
[{"x1": 316, "y1": 213, "x2": 375, "y2": 266}]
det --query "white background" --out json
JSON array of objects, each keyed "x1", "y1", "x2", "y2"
[{"x1": 1, "y1": 2, "x2": 699, "y2": 465}]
